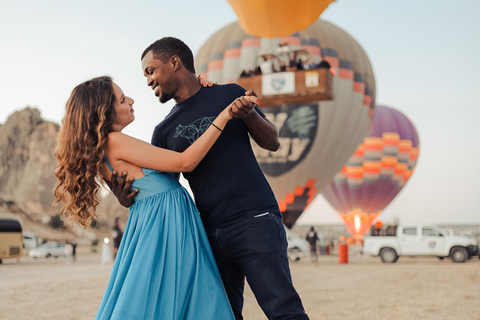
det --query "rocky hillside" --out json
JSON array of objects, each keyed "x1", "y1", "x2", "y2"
[{"x1": 0, "y1": 107, "x2": 128, "y2": 238}]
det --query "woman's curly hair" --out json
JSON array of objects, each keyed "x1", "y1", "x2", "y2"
[{"x1": 53, "y1": 76, "x2": 117, "y2": 229}]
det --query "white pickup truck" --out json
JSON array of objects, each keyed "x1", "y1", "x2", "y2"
[{"x1": 363, "y1": 225, "x2": 479, "y2": 263}]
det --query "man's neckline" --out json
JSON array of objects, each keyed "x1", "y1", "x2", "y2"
[{"x1": 175, "y1": 86, "x2": 207, "y2": 107}]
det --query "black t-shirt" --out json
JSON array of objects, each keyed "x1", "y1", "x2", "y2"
[{"x1": 151, "y1": 84, "x2": 280, "y2": 230}]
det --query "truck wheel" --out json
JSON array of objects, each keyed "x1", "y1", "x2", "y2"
[
  {"x1": 450, "y1": 247, "x2": 467, "y2": 263},
  {"x1": 380, "y1": 248, "x2": 398, "y2": 263}
]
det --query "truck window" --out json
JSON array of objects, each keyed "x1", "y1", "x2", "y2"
[
  {"x1": 403, "y1": 227, "x2": 417, "y2": 236},
  {"x1": 422, "y1": 228, "x2": 440, "y2": 236}
]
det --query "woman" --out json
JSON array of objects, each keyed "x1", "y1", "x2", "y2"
[{"x1": 53, "y1": 76, "x2": 259, "y2": 319}]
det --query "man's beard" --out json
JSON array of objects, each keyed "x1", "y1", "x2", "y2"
[{"x1": 159, "y1": 91, "x2": 173, "y2": 104}]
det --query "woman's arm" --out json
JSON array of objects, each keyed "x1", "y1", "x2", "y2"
[{"x1": 109, "y1": 96, "x2": 259, "y2": 173}]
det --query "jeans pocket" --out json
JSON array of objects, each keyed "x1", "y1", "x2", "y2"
[{"x1": 253, "y1": 212, "x2": 270, "y2": 218}]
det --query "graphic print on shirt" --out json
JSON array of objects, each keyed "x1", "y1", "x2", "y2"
[{"x1": 174, "y1": 116, "x2": 215, "y2": 144}]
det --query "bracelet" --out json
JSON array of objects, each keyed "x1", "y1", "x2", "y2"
[{"x1": 210, "y1": 122, "x2": 223, "y2": 132}]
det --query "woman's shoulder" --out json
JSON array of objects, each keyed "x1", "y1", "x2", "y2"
[
  {"x1": 107, "y1": 132, "x2": 138, "y2": 155},
  {"x1": 108, "y1": 131, "x2": 130, "y2": 143}
]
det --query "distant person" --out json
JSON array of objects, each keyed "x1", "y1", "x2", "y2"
[
  {"x1": 259, "y1": 56, "x2": 274, "y2": 74},
  {"x1": 302, "y1": 58, "x2": 311, "y2": 70},
  {"x1": 101, "y1": 237, "x2": 112, "y2": 264},
  {"x1": 385, "y1": 224, "x2": 398, "y2": 236},
  {"x1": 279, "y1": 60, "x2": 287, "y2": 72},
  {"x1": 53, "y1": 75, "x2": 255, "y2": 318},
  {"x1": 112, "y1": 216, "x2": 123, "y2": 260},
  {"x1": 303, "y1": 58, "x2": 318, "y2": 70},
  {"x1": 305, "y1": 226, "x2": 319, "y2": 262},
  {"x1": 71, "y1": 240, "x2": 77, "y2": 261},
  {"x1": 318, "y1": 60, "x2": 331, "y2": 69},
  {"x1": 296, "y1": 59, "x2": 304, "y2": 71},
  {"x1": 372, "y1": 221, "x2": 384, "y2": 236},
  {"x1": 287, "y1": 56, "x2": 297, "y2": 71},
  {"x1": 318, "y1": 60, "x2": 337, "y2": 76},
  {"x1": 65, "y1": 241, "x2": 73, "y2": 265}
]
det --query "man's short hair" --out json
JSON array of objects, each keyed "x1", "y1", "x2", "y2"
[{"x1": 141, "y1": 37, "x2": 196, "y2": 74}]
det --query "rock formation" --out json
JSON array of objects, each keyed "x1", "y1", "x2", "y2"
[{"x1": 0, "y1": 107, "x2": 128, "y2": 234}]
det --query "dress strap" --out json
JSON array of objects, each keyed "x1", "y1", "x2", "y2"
[{"x1": 104, "y1": 156, "x2": 115, "y2": 173}]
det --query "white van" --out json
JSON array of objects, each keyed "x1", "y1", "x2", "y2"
[
  {"x1": 23, "y1": 232, "x2": 39, "y2": 250},
  {"x1": 285, "y1": 227, "x2": 310, "y2": 261}
]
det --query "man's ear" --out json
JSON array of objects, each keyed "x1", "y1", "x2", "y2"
[{"x1": 171, "y1": 55, "x2": 181, "y2": 72}]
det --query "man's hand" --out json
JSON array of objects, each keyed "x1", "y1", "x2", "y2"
[
  {"x1": 245, "y1": 89, "x2": 259, "y2": 99},
  {"x1": 229, "y1": 90, "x2": 261, "y2": 119},
  {"x1": 109, "y1": 171, "x2": 138, "y2": 208},
  {"x1": 197, "y1": 75, "x2": 216, "y2": 87}
]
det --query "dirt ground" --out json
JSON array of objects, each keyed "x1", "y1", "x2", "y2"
[{"x1": 1, "y1": 246, "x2": 479, "y2": 320}]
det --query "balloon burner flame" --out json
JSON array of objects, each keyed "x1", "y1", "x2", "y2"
[{"x1": 354, "y1": 214, "x2": 361, "y2": 233}]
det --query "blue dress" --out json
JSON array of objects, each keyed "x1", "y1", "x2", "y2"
[{"x1": 95, "y1": 160, "x2": 234, "y2": 320}]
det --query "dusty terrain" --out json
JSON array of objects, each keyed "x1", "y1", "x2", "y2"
[{"x1": 1, "y1": 247, "x2": 479, "y2": 320}]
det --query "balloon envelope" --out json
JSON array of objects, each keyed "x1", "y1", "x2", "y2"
[
  {"x1": 195, "y1": 20, "x2": 376, "y2": 228},
  {"x1": 322, "y1": 106, "x2": 420, "y2": 238},
  {"x1": 227, "y1": 0, "x2": 336, "y2": 38}
]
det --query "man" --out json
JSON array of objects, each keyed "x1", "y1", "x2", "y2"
[
  {"x1": 112, "y1": 216, "x2": 123, "y2": 260},
  {"x1": 305, "y1": 226, "x2": 319, "y2": 262},
  {"x1": 112, "y1": 37, "x2": 308, "y2": 320}
]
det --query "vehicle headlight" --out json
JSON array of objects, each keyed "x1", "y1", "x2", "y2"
[{"x1": 471, "y1": 239, "x2": 478, "y2": 246}]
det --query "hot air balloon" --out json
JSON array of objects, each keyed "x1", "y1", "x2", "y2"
[
  {"x1": 195, "y1": 19, "x2": 376, "y2": 228},
  {"x1": 227, "y1": 0, "x2": 336, "y2": 38},
  {"x1": 322, "y1": 106, "x2": 420, "y2": 239}
]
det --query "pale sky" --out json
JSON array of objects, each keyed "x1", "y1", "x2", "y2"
[{"x1": 1, "y1": 0, "x2": 479, "y2": 226}]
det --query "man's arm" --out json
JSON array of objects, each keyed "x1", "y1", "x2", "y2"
[
  {"x1": 242, "y1": 110, "x2": 280, "y2": 151},
  {"x1": 230, "y1": 90, "x2": 280, "y2": 151}
]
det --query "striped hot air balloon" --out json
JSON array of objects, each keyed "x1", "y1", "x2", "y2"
[
  {"x1": 195, "y1": 19, "x2": 376, "y2": 228},
  {"x1": 322, "y1": 106, "x2": 420, "y2": 239}
]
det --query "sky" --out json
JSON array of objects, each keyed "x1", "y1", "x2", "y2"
[{"x1": 1, "y1": 0, "x2": 479, "y2": 226}]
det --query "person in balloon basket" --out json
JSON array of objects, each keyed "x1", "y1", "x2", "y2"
[{"x1": 111, "y1": 37, "x2": 309, "y2": 319}]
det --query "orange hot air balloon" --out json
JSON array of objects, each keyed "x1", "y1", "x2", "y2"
[
  {"x1": 195, "y1": 20, "x2": 375, "y2": 228},
  {"x1": 227, "y1": 0, "x2": 336, "y2": 38},
  {"x1": 322, "y1": 106, "x2": 420, "y2": 240}
]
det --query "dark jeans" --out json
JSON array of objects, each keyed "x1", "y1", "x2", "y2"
[{"x1": 206, "y1": 212, "x2": 309, "y2": 320}]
